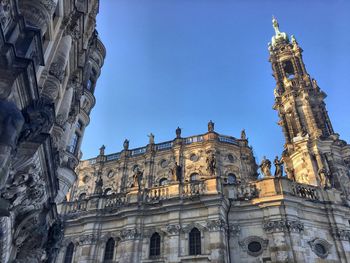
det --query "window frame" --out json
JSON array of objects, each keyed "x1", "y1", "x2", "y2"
[
  {"x1": 189, "y1": 228, "x2": 201, "y2": 255},
  {"x1": 149, "y1": 232, "x2": 161, "y2": 258},
  {"x1": 103, "y1": 238, "x2": 115, "y2": 262}
]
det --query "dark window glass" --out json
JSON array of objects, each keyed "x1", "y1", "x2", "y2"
[
  {"x1": 103, "y1": 238, "x2": 115, "y2": 262},
  {"x1": 248, "y1": 241, "x2": 262, "y2": 253},
  {"x1": 189, "y1": 228, "x2": 201, "y2": 255},
  {"x1": 64, "y1": 243, "x2": 74, "y2": 263},
  {"x1": 315, "y1": 243, "x2": 326, "y2": 256},
  {"x1": 150, "y1": 232, "x2": 161, "y2": 257},
  {"x1": 79, "y1": 193, "x2": 86, "y2": 200}
]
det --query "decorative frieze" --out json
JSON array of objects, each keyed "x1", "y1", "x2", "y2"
[
  {"x1": 120, "y1": 228, "x2": 140, "y2": 241},
  {"x1": 166, "y1": 224, "x2": 181, "y2": 235},
  {"x1": 263, "y1": 219, "x2": 304, "y2": 233},
  {"x1": 206, "y1": 219, "x2": 225, "y2": 232}
]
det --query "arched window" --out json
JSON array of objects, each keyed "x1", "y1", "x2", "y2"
[
  {"x1": 190, "y1": 173, "x2": 199, "y2": 182},
  {"x1": 159, "y1": 178, "x2": 168, "y2": 186},
  {"x1": 79, "y1": 193, "x2": 86, "y2": 200},
  {"x1": 189, "y1": 228, "x2": 201, "y2": 255},
  {"x1": 64, "y1": 242, "x2": 74, "y2": 263},
  {"x1": 149, "y1": 232, "x2": 161, "y2": 257},
  {"x1": 227, "y1": 173, "x2": 237, "y2": 184},
  {"x1": 103, "y1": 238, "x2": 115, "y2": 262}
]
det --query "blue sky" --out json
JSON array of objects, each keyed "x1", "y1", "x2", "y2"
[{"x1": 82, "y1": 0, "x2": 350, "y2": 164}]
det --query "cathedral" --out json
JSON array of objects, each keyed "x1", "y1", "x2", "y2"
[
  {"x1": 56, "y1": 18, "x2": 350, "y2": 263},
  {"x1": 0, "y1": 0, "x2": 104, "y2": 262}
]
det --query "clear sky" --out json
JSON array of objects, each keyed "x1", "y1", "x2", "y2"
[{"x1": 82, "y1": 0, "x2": 350, "y2": 164}]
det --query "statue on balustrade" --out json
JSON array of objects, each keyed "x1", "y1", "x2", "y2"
[
  {"x1": 148, "y1": 133, "x2": 155, "y2": 144},
  {"x1": 318, "y1": 168, "x2": 331, "y2": 189},
  {"x1": 208, "y1": 120, "x2": 215, "y2": 132},
  {"x1": 206, "y1": 152, "x2": 216, "y2": 176},
  {"x1": 99, "y1": 145, "x2": 105, "y2": 155},
  {"x1": 123, "y1": 139, "x2": 129, "y2": 150},
  {"x1": 274, "y1": 156, "x2": 284, "y2": 177},
  {"x1": 94, "y1": 174, "x2": 103, "y2": 195},
  {"x1": 176, "y1": 127, "x2": 181, "y2": 139},
  {"x1": 260, "y1": 156, "x2": 272, "y2": 177},
  {"x1": 133, "y1": 167, "x2": 143, "y2": 191},
  {"x1": 241, "y1": 129, "x2": 246, "y2": 140}
]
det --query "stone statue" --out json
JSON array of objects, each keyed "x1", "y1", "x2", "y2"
[
  {"x1": 274, "y1": 156, "x2": 284, "y2": 177},
  {"x1": 241, "y1": 129, "x2": 246, "y2": 140},
  {"x1": 172, "y1": 162, "x2": 182, "y2": 183},
  {"x1": 148, "y1": 133, "x2": 155, "y2": 144},
  {"x1": 123, "y1": 139, "x2": 129, "y2": 150},
  {"x1": 272, "y1": 16, "x2": 281, "y2": 35},
  {"x1": 133, "y1": 167, "x2": 143, "y2": 191},
  {"x1": 176, "y1": 127, "x2": 181, "y2": 139},
  {"x1": 206, "y1": 152, "x2": 216, "y2": 176},
  {"x1": 0, "y1": 100, "x2": 25, "y2": 188},
  {"x1": 260, "y1": 156, "x2": 272, "y2": 177},
  {"x1": 318, "y1": 168, "x2": 331, "y2": 189},
  {"x1": 208, "y1": 120, "x2": 215, "y2": 132},
  {"x1": 99, "y1": 145, "x2": 105, "y2": 155},
  {"x1": 94, "y1": 174, "x2": 103, "y2": 195}
]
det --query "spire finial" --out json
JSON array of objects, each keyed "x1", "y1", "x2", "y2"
[{"x1": 272, "y1": 16, "x2": 281, "y2": 35}]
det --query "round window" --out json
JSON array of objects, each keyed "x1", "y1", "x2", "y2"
[
  {"x1": 314, "y1": 243, "x2": 327, "y2": 257},
  {"x1": 190, "y1": 154, "x2": 199, "y2": 162},
  {"x1": 160, "y1": 159, "x2": 168, "y2": 168},
  {"x1": 82, "y1": 175, "x2": 90, "y2": 183},
  {"x1": 248, "y1": 241, "x2": 262, "y2": 253}
]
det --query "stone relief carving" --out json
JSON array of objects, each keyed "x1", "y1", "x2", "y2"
[
  {"x1": 0, "y1": 99, "x2": 24, "y2": 188},
  {"x1": 229, "y1": 224, "x2": 241, "y2": 236},
  {"x1": 79, "y1": 234, "x2": 99, "y2": 245},
  {"x1": 0, "y1": 0, "x2": 11, "y2": 31},
  {"x1": 206, "y1": 152, "x2": 216, "y2": 176},
  {"x1": 263, "y1": 219, "x2": 304, "y2": 233},
  {"x1": 166, "y1": 224, "x2": 181, "y2": 235},
  {"x1": 120, "y1": 228, "x2": 140, "y2": 241},
  {"x1": 18, "y1": 99, "x2": 55, "y2": 144},
  {"x1": 206, "y1": 219, "x2": 225, "y2": 231}
]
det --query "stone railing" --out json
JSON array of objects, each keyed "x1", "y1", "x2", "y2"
[
  {"x1": 80, "y1": 133, "x2": 241, "y2": 165},
  {"x1": 104, "y1": 193, "x2": 128, "y2": 208},
  {"x1": 225, "y1": 177, "x2": 326, "y2": 202},
  {"x1": 182, "y1": 181, "x2": 205, "y2": 197},
  {"x1": 59, "y1": 178, "x2": 218, "y2": 216},
  {"x1": 290, "y1": 182, "x2": 319, "y2": 200}
]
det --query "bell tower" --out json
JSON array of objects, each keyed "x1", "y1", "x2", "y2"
[{"x1": 268, "y1": 17, "x2": 337, "y2": 187}]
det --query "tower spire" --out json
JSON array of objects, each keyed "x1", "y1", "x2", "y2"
[
  {"x1": 272, "y1": 16, "x2": 281, "y2": 35},
  {"x1": 268, "y1": 21, "x2": 338, "y2": 188}
]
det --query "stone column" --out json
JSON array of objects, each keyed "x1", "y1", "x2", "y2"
[
  {"x1": 42, "y1": 35, "x2": 72, "y2": 101},
  {"x1": 166, "y1": 224, "x2": 181, "y2": 263}
]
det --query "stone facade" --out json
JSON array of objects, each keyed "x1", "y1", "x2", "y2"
[
  {"x1": 58, "y1": 18, "x2": 350, "y2": 263},
  {"x1": 0, "y1": 1, "x2": 105, "y2": 262}
]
